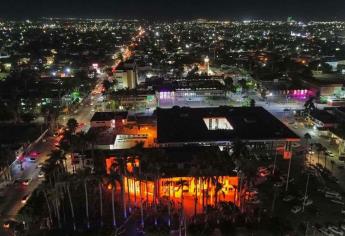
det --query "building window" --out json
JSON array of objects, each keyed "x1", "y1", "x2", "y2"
[{"x1": 203, "y1": 117, "x2": 233, "y2": 130}]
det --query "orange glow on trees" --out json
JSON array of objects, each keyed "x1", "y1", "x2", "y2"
[{"x1": 123, "y1": 175, "x2": 239, "y2": 216}]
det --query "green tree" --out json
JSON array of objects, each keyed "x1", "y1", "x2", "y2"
[
  {"x1": 66, "y1": 118, "x2": 78, "y2": 134},
  {"x1": 250, "y1": 99, "x2": 256, "y2": 107}
]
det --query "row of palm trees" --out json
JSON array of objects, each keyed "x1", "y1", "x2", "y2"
[{"x1": 30, "y1": 118, "x2": 271, "y2": 234}]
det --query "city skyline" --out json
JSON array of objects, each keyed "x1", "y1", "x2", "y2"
[{"x1": 0, "y1": 0, "x2": 345, "y2": 21}]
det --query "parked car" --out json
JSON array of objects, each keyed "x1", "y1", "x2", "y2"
[
  {"x1": 325, "y1": 150, "x2": 334, "y2": 157},
  {"x1": 330, "y1": 200, "x2": 344, "y2": 205},
  {"x1": 325, "y1": 191, "x2": 342, "y2": 200},
  {"x1": 328, "y1": 226, "x2": 343, "y2": 236},
  {"x1": 38, "y1": 172, "x2": 44, "y2": 178},
  {"x1": 319, "y1": 228, "x2": 335, "y2": 236},
  {"x1": 291, "y1": 205, "x2": 302, "y2": 214},
  {"x1": 303, "y1": 199, "x2": 313, "y2": 206},
  {"x1": 298, "y1": 195, "x2": 308, "y2": 201},
  {"x1": 283, "y1": 195, "x2": 295, "y2": 202}
]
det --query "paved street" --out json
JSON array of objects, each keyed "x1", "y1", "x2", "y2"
[
  {"x1": 0, "y1": 73, "x2": 106, "y2": 235},
  {"x1": 0, "y1": 136, "x2": 54, "y2": 235}
]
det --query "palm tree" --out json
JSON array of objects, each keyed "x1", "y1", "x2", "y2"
[
  {"x1": 0, "y1": 148, "x2": 15, "y2": 181},
  {"x1": 194, "y1": 177, "x2": 199, "y2": 217},
  {"x1": 214, "y1": 176, "x2": 226, "y2": 206},
  {"x1": 51, "y1": 186, "x2": 62, "y2": 228},
  {"x1": 176, "y1": 178, "x2": 188, "y2": 235},
  {"x1": 37, "y1": 184, "x2": 53, "y2": 226},
  {"x1": 323, "y1": 147, "x2": 328, "y2": 169},
  {"x1": 76, "y1": 131, "x2": 87, "y2": 155},
  {"x1": 66, "y1": 182, "x2": 76, "y2": 231},
  {"x1": 84, "y1": 179, "x2": 90, "y2": 229},
  {"x1": 98, "y1": 181, "x2": 104, "y2": 227},
  {"x1": 304, "y1": 133, "x2": 312, "y2": 147},
  {"x1": 85, "y1": 128, "x2": 97, "y2": 160},
  {"x1": 124, "y1": 160, "x2": 132, "y2": 214},
  {"x1": 316, "y1": 144, "x2": 323, "y2": 165},
  {"x1": 137, "y1": 157, "x2": 144, "y2": 228},
  {"x1": 111, "y1": 183, "x2": 117, "y2": 228},
  {"x1": 49, "y1": 149, "x2": 67, "y2": 173},
  {"x1": 114, "y1": 155, "x2": 127, "y2": 219},
  {"x1": 66, "y1": 118, "x2": 78, "y2": 134},
  {"x1": 304, "y1": 133, "x2": 312, "y2": 166},
  {"x1": 42, "y1": 154, "x2": 62, "y2": 187}
]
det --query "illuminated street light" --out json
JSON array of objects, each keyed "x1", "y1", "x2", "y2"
[{"x1": 204, "y1": 56, "x2": 210, "y2": 75}]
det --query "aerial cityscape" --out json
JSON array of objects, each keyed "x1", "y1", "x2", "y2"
[{"x1": 1, "y1": 1, "x2": 345, "y2": 236}]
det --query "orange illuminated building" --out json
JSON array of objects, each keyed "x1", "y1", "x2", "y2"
[
  {"x1": 123, "y1": 176, "x2": 239, "y2": 216},
  {"x1": 105, "y1": 147, "x2": 240, "y2": 216}
]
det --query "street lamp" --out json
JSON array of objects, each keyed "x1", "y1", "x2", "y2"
[{"x1": 204, "y1": 56, "x2": 210, "y2": 75}]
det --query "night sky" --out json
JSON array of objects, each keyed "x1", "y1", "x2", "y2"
[{"x1": 0, "y1": 0, "x2": 344, "y2": 21}]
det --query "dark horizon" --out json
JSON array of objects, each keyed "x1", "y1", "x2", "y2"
[{"x1": 0, "y1": 0, "x2": 344, "y2": 21}]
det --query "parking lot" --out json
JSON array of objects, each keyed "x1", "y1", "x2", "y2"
[{"x1": 254, "y1": 150, "x2": 345, "y2": 236}]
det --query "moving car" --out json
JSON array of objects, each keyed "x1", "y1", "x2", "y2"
[
  {"x1": 3, "y1": 220, "x2": 19, "y2": 229},
  {"x1": 21, "y1": 194, "x2": 30, "y2": 204},
  {"x1": 22, "y1": 179, "x2": 31, "y2": 186},
  {"x1": 3, "y1": 221, "x2": 10, "y2": 229}
]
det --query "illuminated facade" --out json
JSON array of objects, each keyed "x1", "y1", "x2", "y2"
[
  {"x1": 123, "y1": 176, "x2": 239, "y2": 216},
  {"x1": 105, "y1": 147, "x2": 240, "y2": 216}
]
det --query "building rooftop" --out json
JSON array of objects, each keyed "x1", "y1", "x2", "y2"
[
  {"x1": 140, "y1": 147, "x2": 237, "y2": 177},
  {"x1": 335, "y1": 106, "x2": 345, "y2": 115},
  {"x1": 309, "y1": 109, "x2": 337, "y2": 125},
  {"x1": 157, "y1": 79, "x2": 225, "y2": 92},
  {"x1": 91, "y1": 111, "x2": 128, "y2": 122},
  {"x1": 157, "y1": 106, "x2": 299, "y2": 145}
]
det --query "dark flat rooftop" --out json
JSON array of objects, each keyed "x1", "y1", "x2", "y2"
[
  {"x1": 91, "y1": 111, "x2": 128, "y2": 122},
  {"x1": 157, "y1": 106, "x2": 299, "y2": 144},
  {"x1": 310, "y1": 110, "x2": 337, "y2": 125},
  {"x1": 158, "y1": 79, "x2": 225, "y2": 92}
]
